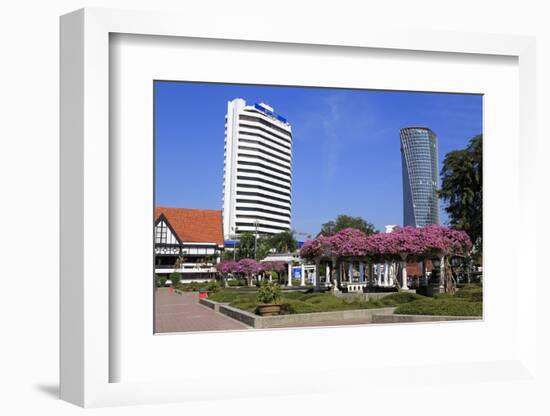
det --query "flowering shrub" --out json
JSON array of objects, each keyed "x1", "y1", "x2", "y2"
[
  {"x1": 421, "y1": 225, "x2": 473, "y2": 257},
  {"x1": 299, "y1": 234, "x2": 335, "y2": 259},
  {"x1": 234, "y1": 258, "x2": 260, "y2": 275},
  {"x1": 261, "y1": 261, "x2": 286, "y2": 273},
  {"x1": 329, "y1": 228, "x2": 370, "y2": 257},
  {"x1": 215, "y1": 260, "x2": 237, "y2": 274}
]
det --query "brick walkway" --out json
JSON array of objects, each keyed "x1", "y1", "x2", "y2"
[{"x1": 154, "y1": 288, "x2": 249, "y2": 333}]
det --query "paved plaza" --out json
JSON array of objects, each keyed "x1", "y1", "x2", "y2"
[
  {"x1": 155, "y1": 288, "x2": 378, "y2": 333},
  {"x1": 154, "y1": 289, "x2": 249, "y2": 333}
]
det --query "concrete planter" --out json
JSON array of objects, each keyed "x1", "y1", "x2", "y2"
[
  {"x1": 257, "y1": 304, "x2": 282, "y2": 316},
  {"x1": 211, "y1": 301, "x2": 396, "y2": 329}
]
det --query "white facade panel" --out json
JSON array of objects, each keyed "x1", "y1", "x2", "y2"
[
  {"x1": 237, "y1": 147, "x2": 292, "y2": 168},
  {"x1": 238, "y1": 134, "x2": 292, "y2": 158},
  {"x1": 236, "y1": 178, "x2": 292, "y2": 197},
  {"x1": 237, "y1": 153, "x2": 292, "y2": 174},
  {"x1": 235, "y1": 170, "x2": 292, "y2": 189},
  {"x1": 235, "y1": 199, "x2": 292, "y2": 213},
  {"x1": 154, "y1": 219, "x2": 179, "y2": 245}
]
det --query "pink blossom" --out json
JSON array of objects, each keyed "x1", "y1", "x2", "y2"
[
  {"x1": 234, "y1": 258, "x2": 259, "y2": 275},
  {"x1": 299, "y1": 225, "x2": 472, "y2": 260},
  {"x1": 216, "y1": 260, "x2": 237, "y2": 274},
  {"x1": 261, "y1": 261, "x2": 286, "y2": 272}
]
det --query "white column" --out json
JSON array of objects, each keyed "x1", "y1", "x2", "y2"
[
  {"x1": 377, "y1": 264, "x2": 382, "y2": 286},
  {"x1": 359, "y1": 262, "x2": 365, "y2": 282},
  {"x1": 421, "y1": 261, "x2": 426, "y2": 286},
  {"x1": 300, "y1": 264, "x2": 305, "y2": 286},
  {"x1": 287, "y1": 263, "x2": 293, "y2": 287},
  {"x1": 348, "y1": 262, "x2": 353, "y2": 283},
  {"x1": 269, "y1": 273, "x2": 273, "y2": 282},
  {"x1": 440, "y1": 256, "x2": 445, "y2": 291},
  {"x1": 332, "y1": 259, "x2": 340, "y2": 292},
  {"x1": 401, "y1": 255, "x2": 409, "y2": 290},
  {"x1": 325, "y1": 263, "x2": 330, "y2": 287},
  {"x1": 313, "y1": 260, "x2": 319, "y2": 287},
  {"x1": 383, "y1": 261, "x2": 389, "y2": 286}
]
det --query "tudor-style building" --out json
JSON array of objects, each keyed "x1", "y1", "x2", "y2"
[{"x1": 154, "y1": 207, "x2": 224, "y2": 281}]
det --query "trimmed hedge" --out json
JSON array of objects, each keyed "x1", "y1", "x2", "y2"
[
  {"x1": 208, "y1": 287, "x2": 483, "y2": 317},
  {"x1": 454, "y1": 285, "x2": 483, "y2": 302},
  {"x1": 208, "y1": 289, "x2": 418, "y2": 315},
  {"x1": 395, "y1": 298, "x2": 482, "y2": 316},
  {"x1": 227, "y1": 278, "x2": 247, "y2": 287}
]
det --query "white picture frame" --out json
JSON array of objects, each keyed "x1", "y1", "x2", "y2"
[{"x1": 60, "y1": 7, "x2": 538, "y2": 408}]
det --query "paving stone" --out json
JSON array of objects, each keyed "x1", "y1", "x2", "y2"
[{"x1": 154, "y1": 289, "x2": 249, "y2": 333}]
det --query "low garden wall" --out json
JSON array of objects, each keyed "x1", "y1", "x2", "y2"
[
  {"x1": 371, "y1": 314, "x2": 482, "y2": 324},
  {"x1": 203, "y1": 298, "x2": 482, "y2": 328},
  {"x1": 256, "y1": 307, "x2": 396, "y2": 328},
  {"x1": 206, "y1": 299, "x2": 396, "y2": 329},
  {"x1": 199, "y1": 298, "x2": 229, "y2": 312},
  {"x1": 218, "y1": 304, "x2": 257, "y2": 327},
  {"x1": 334, "y1": 292, "x2": 396, "y2": 301}
]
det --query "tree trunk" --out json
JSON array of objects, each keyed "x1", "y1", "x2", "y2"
[{"x1": 444, "y1": 257, "x2": 457, "y2": 294}]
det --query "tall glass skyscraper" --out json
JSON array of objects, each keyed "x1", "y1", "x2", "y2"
[{"x1": 400, "y1": 127, "x2": 440, "y2": 227}]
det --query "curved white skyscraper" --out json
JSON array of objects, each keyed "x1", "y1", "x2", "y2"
[
  {"x1": 400, "y1": 127, "x2": 440, "y2": 227},
  {"x1": 222, "y1": 99, "x2": 292, "y2": 238}
]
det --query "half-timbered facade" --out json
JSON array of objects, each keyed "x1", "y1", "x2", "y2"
[{"x1": 155, "y1": 207, "x2": 224, "y2": 281}]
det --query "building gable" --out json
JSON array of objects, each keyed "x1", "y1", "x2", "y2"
[{"x1": 155, "y1": 216, "x2": 180, "y2": 245}]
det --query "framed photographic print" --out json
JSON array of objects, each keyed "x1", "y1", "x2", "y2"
[
  {"x1": 152, "y1": 81, "x2": 482, "y2": 334},
  {"x1": 60, "y1": 7, "x2": 538, "y2": 408}
]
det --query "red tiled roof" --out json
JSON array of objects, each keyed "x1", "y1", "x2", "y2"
[{"x1": 155, "y1": 207, "x2": 224, "y2": 246}]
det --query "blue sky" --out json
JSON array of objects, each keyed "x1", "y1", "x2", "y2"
[{"x1": 155, "y1": 81, "x2": 482, "y2": 236}]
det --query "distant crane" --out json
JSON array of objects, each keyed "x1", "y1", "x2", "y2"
[{"x1": 293, "y1": 229, "x2": 312, "y2": 241}]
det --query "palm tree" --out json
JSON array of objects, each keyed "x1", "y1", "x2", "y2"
[{"x1": 266, "y1": 230, "x2": 297, "y2": 253}]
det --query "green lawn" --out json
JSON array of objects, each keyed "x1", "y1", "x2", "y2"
[
  {"x1": 208, "y1": 284, "x2": 483, "y2": 317},
  {"x1": 394, "y1": 284, "x2": 483, "y2": 316},
  {"x1": 208, "y1": 290, "x2": 425, "y2": 315}
]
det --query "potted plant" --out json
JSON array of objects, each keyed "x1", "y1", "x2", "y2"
[
  {"x1": 256, "y1": 281, "x2": 282, "y2": 316},
  {"x1": 198, "y1": 287, "x2": 208, "y2": 299}
]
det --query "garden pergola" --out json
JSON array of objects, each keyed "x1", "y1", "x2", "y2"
[{"x1": 299, "y1": 225, "x2": 472, "y2": 293}]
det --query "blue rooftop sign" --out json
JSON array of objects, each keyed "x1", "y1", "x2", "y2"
[{"x1": 254, "y1": 103, "x2": 288, "y2": 124}]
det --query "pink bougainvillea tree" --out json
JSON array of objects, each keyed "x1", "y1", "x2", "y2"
[
  {"x1": 258, "y1": 261, "x2": 287, "y2": 282},
  {"x1": 299, "y1": 225, "x2": 472, "y2": 292},
  {"x1": 329, "y1": 228, "x2": 370, "y2": 257},
  {"x1": 261, "y1": 261, "x2": 286, "y2": 273},
  {"x1": 215, "y1": 260, "x2": 237, "y2": 274},
  {"x1": 299, "y1": 234, "x2": 336, "y2": 260}
]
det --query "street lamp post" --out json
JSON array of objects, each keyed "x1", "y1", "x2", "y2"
[{"x1": 253, "y1": 220, "x2": 259, "y2": 260}]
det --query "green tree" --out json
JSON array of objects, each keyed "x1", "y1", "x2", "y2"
[
  {"x1": 255, "y1": 235, "x2": 274, "y2": 260},
  {"x1": 265, "y1": 230, "x2": 297, "y2": 254},
  {"x1": 234, "y1": 230, "x2": 298, "y2": 261},
  {"x1": 236, "y1": 232, "x2": 256, "y2": 259},
  {"x1": 439, "y1": 134, "x2": 482, "y2": 257},
  {"x1": 169, "y1": 272, "x2": 182, "y2": 289},
  {"x1": 320, "y1": 214, "x2": 376, "y2": 236}
]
